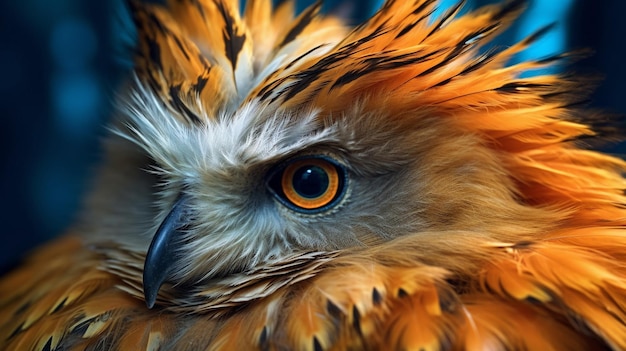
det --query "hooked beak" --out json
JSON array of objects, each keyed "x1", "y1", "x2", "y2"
[{"x1": 143, "y1": 194, "x2": 189, "y2": 308}]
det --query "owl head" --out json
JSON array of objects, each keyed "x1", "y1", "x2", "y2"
[{"x1": 82, "y1": 0, "x2": 626, "y2": 309}]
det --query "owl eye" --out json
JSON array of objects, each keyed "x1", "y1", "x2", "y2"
[{"x1": 267, "y1": 156, "x2": 347, "y2": 213}]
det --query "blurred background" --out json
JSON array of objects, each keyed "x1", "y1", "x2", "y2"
[{"x1": 0, "y1": 0, "x2": 624, "y2": 274}]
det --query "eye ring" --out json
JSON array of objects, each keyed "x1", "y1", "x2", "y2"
[
  {"x1": 281, "y1": 158, "x2": 339, "y2": 210},
  {"x1": 267, "y1": 155, "x2": 347, "y2": 214}
]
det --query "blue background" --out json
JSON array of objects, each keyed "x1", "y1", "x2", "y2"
[{"x1": 0, "y1": 0, "x2": 624, "y2": 273}]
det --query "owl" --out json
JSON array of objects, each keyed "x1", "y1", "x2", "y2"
[{"x1": 1, "y1": 0, "x2": 626, "y2": 350}]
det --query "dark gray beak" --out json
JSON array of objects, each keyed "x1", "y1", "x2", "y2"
[{"x1": 143, "y1": 194, "x2": 189, "y2": 308}]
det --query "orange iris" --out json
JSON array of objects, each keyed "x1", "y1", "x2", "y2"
[{"x1": 281, "y1": 158, "x2": 340, "y2": 210}]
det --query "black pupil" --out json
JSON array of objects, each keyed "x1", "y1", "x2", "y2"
[{"x1": 292, "y1": 165, "x2": 329, "y2": 199}]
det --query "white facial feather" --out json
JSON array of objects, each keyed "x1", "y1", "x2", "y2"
[{"x1": 114, "y1": 78, "x2": 360, "y2": 282}]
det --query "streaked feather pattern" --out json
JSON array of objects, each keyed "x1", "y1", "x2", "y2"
[{"x1": 2, "y1": 0, "x2": 626, "y2": 350}]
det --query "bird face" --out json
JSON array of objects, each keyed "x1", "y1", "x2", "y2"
[
  {"x1": 80, "y1": 0, "x2": 582, "y2": 310},
  {"x1": 118, "y1": 80, "x2": 557, "y2": 307}
]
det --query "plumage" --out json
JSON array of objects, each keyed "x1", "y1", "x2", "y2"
[{"x1": 2, "y1": 0, "x2": 626, "y2": 350}]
